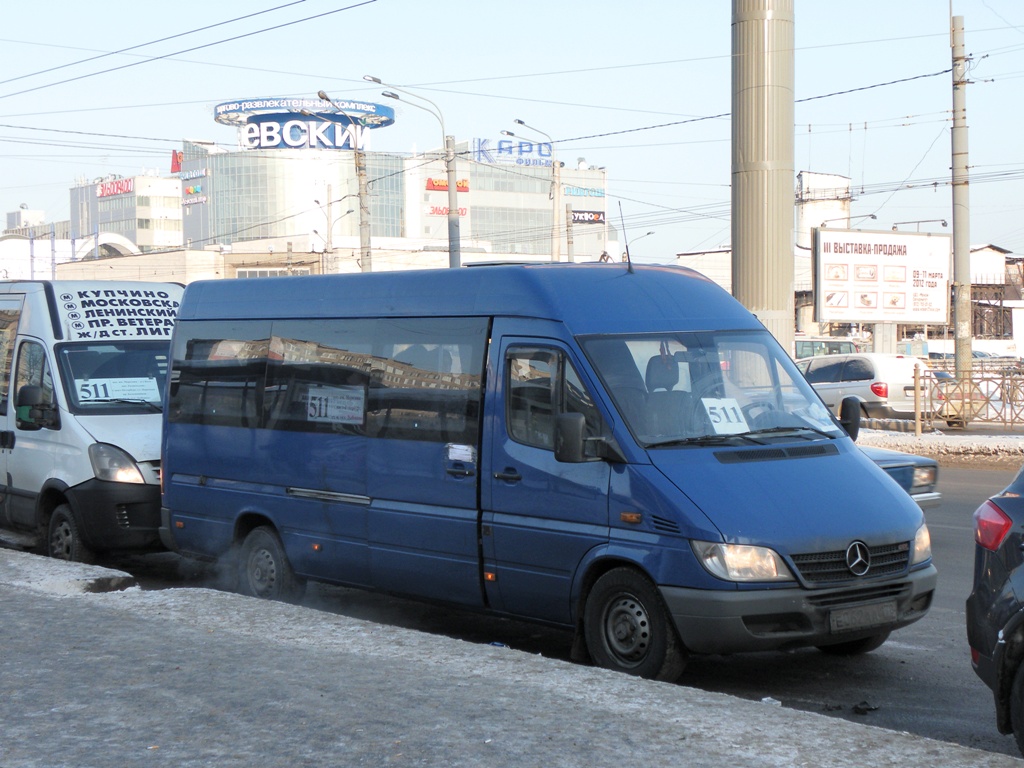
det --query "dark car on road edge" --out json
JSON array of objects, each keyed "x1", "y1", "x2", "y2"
[{"x1": 967, "y1": 466, "x2": 1024, "y2": 756}]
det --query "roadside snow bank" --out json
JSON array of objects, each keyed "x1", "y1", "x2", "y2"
[{"x1": 858, "y1": 428, "x2": 1024, "y2": 465}]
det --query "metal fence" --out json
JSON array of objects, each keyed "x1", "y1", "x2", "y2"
[{"x1": 881, "y1": 361, "x2": 1024, "y2": 430}]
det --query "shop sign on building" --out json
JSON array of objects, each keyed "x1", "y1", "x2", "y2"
[
  {"x1": 426, "y1": 178, "x2": 469, "y2": 192},
  {"x1": 472, "y1": 138, "x2": 554, "y2": 167},
  {"x1": 572, "y1": 210, "x2": 606, "y2": 224},
  {"x1": 96, "y1": 178, "x2": 134, "y2": 198},
  {"x1": 564, "y1": 186, "x2": 605, "y2": 198}
]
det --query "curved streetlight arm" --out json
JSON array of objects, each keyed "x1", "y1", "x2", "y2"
[
  {"x1": 504, "y1": 120, "x2": 562, "y2": 261},
  {"x1": 363, "y1": 75, "x2": 460, "y2": 269},
  {"x1": 512, "y1": 118, "x2": 553, "y2": 145},
  {"x1": 892, "y1": 219, "x2": 948, "y2": 231},
  {"x1": 820, "y1": 213, "x2": 876, "y2": 228},
  {"x1": 364, "y1": 76, "x2": 446, "y2": 140}
]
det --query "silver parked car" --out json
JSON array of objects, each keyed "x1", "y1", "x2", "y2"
[{"x1": 796, "y1": 352, "x2": 928, "y2": 420}]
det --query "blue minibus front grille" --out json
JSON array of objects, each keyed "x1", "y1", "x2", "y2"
[{"x1": 791, "y1": 541, "x2": 911, "y2": 584}]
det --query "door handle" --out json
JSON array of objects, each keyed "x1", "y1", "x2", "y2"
[
  {"x1": 446, "y1": 465, "x2": 476, "y2": 478},
  {"x1": 493, "y1": 468, "x2": 522, "y2": 483}
]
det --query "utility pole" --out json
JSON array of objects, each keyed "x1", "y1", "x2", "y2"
[
  {"x1": 565, "y1": 202, "x2": 574, "y2": 262},
  {"x1": 308, "y1": 95, "x2": 373, "y2": 272},
  {"x1": 951, "y1": 15, "x2": 973, "y2": 379},
  {"x1": 355, "y1": 143, "x2": 371, "y2": 272},
  {"x1": 444, "y1": 135, "x2": 461, "y2": 269}
]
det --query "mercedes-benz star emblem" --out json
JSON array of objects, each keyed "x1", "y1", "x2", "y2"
[{"x1": 845, "y1": 541, "x2": 871, "y2": 576}]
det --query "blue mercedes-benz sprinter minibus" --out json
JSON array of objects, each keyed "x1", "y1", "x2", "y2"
[{"x1": 160, "y1": 263, "x2": 935, "y2": 680}]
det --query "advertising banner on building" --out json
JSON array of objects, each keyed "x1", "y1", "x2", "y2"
[
  {"x1": 814, "y1": 229, "x2": 951, "y2": 324},
  {"x1": 572, "y1": 210, "x2": 606, "y2": 224}
]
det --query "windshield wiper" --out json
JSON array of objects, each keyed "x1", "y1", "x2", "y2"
[
  {"x1": 646, "y1": 433, "x2": 760, "y2": 448},
  {"x1": 85, "y1": 398, "x2": 161, "y2": 413}
]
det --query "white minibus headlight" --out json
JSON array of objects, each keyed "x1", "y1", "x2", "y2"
[
  {"x1": 912, "y1": 523, "x2": 932, "y2": 565},
  {"x1": 89, "y1": 443, "x2": 145, "y2": 484},
  {"x1": 692, "y1": 541, "x2": 795, "y2": 582},
  {"x1": 912, "y1": 466, "x2": 936, "y2": 488}
]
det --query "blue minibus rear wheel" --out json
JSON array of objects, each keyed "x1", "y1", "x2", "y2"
[
  {"x1": 238, "y1": 526, "x2": 306, "y2": 603},
  {"x1": 583, "y1": 567, "x2": 685, "y2": 681}
]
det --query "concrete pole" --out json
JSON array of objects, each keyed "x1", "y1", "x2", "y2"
[
  {"x1": 565, "y1": 202, "x2": 575, "y2": 262},
  {"x1": 731, "y1": 0, "x2": 795, "y2": 353},
  {"x1": 354, "y1": 139, "x2": 372, "y2": 273},
  {"x1": 552, "y1": 158, "x2": 561, "y2": 262},
  {"x1": 951, "y1": 15, "x2": 973, "y2": 378},
  {"x1": 325, "y1": 183, "x2": 333, "y2": 256},
  {"x1": 445, "y1": 135, "x2": 461, "y2": 269}
]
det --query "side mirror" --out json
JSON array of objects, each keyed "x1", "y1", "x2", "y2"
[
  {"x1": 16, "y1": 385, "x2": 59, "y2": 430},
  {"x1": 839, "y1": 396, "x2": 861, "y2": 442},
  {"x1": 16, "y1": 385, "x2": 43, "y2": 408},
  {"x1": 554, "y1": 413, "x2": 587, "y2": 463}
]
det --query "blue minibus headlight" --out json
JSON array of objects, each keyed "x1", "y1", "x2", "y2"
[
  {"x1": 912, "y1": 523, "x2": 932, "y2": 565},
  {"x1": 692, "y1": 541, "x2": 795, "y2": 582},
  {"x1": 88, "y1": 443, "x2": 145, "y2": 484}
]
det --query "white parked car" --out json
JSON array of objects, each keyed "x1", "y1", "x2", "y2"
[{"x1": 796, "y1": 352, "x2": 928, "y2": 420}]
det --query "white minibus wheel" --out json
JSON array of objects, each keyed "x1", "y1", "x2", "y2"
[{"x1": 48, "y1": 504, "x2": 94, "y2": 564}]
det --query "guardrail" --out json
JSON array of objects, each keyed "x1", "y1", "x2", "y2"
[
  {"x1": 924, "y1": 371, "x2": 1024, "y2": 429},
  {"x1": 884, "y1": 366, "x2": 1024, "y2": 430}
]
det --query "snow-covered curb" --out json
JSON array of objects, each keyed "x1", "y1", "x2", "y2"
[{"x1": 858, "y1": 428, "x2": 1024, "y2": 464}]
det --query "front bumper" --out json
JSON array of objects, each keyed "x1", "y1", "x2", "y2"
[
  {"x1": 911, "y1": 491, "x2": 942, "y2": 510},
  {"x1": 65, "y1": 479, "x2": 163, "y2": 554},
  {"x1": 661, "y1": 564, "x2": 937, "y2": 655}
]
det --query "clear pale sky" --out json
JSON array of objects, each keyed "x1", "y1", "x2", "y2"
[{"x1": 1, "y1": 1, "x2": 1020, "y2": 263}]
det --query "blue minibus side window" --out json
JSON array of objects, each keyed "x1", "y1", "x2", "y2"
[
  {"x1": 168, "y1": 320, "x2": 269, "y2": 428},
  {"x1": 169, "y1": 316, "x2": 488, "y2": 444},
  {"x1": 506, "y1": 347, "x2": 603, "y2": 456}
]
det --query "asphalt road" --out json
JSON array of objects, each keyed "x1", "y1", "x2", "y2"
[{"x1": 105, "y1": 463, "x2": 1022, "y2": 758}]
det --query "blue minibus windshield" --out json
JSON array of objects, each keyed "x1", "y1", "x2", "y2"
[{"x1": 581, "y1": 330, "x2": 841, "y2": 446}]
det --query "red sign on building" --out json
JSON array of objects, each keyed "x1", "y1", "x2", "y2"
[
  {"x1": 96, "y1": 178, "x2": 135, "y2": 198},
  {"x1": 426, "y1": 178, "x2": 469, "y2": 192}
]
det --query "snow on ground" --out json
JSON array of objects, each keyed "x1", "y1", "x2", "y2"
[{"x1": 857, "y1": 427, "x2": 1024, "y2": 466}]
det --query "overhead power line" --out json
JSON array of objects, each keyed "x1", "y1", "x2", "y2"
[
  {"x1": 0, "y1": 1, "x2": 377, "y2": 101},
  {"x1": 0, "y1": 0, "x2": 309, "y2": 88}
]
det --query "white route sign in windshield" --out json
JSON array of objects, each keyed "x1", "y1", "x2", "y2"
[{"x1": 701, "y1": 397, "x2": 750, "y2": 435}]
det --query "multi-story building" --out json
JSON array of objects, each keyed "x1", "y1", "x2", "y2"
[
  {"x1": 70, "y1": 174, "x2": 183, "y2": 254},
  {"x1": 175, "y1": 96, "x2": 614, "y2": 270}
]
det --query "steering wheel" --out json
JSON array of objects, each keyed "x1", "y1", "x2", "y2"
[{"x1": 741, "y1": 400, "x2": 777, "y2": 430}]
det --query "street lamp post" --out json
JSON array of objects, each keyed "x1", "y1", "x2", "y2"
[
  {"x1": 623, "y1": 230, "x2": 655, "y2": 262},
  {"x1": 819, "y1": 213, "x2": 877, "y2": 228},
  {"x1": 312, "y1": 185, "x2": 355, "y2": 272},
  {"x1": 365, "y1": 75, "x2": 461, "y2": 269},
  {"x1": 301, "y1": 98, "x2": 372, "y2": 272},
  {"x1": 892, "y1": 219, "x2": 948, "y2": 232},
  {"x1": 503, "y1": 120, "x2": 561, "y2": 261}
]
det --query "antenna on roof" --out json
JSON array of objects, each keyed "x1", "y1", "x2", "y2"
[{"x1": 618, "y1": 202, "x2": 634, "y2": 274}]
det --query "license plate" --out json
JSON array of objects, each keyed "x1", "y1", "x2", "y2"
[{"x1": 829, "y1": 601, "x2": 897, "y2": 633}]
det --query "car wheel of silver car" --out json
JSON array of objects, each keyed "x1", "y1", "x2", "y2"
[
  {"x1": 238, "y1": 526, "x2": 306, "y2": 603},
  {"x1": 47, "y1": 504, "x2": 94, "y2": 563},
  {"x1": 816, "y1": 631, "x2": 890, "y2": 656},
  {"x1": 583, "y1": 567, "x2": 686, "y2": 681}
]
